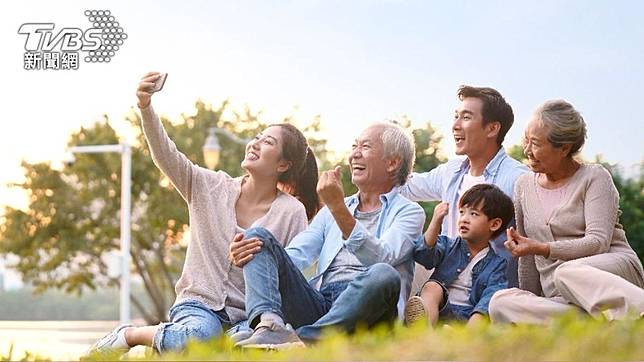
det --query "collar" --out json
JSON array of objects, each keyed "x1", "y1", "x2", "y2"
[
  {"x1": 455, "y1": 237, "x2": 499, "y2": 258},
  {"x1": 456, "y1": 147, "x2": 508, "y2": 177},
  {"x1": 346, "y1": 187, "x2": 399, "y2": 210}
]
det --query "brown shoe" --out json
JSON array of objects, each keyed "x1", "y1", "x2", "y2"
[{"x1": 404, "y1": 296, "x2": 428, "y2": 325}]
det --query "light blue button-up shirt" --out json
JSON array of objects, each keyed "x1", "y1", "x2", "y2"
[
  {"x1": 398, "y1": 147, "x2": 528, "y2": 259},
  {"x1": 285, "y1": 187, "x2": 425, "y2": 316}
]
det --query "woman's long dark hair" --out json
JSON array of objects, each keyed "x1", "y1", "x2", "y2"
[{"x1": 271, "y1": 123, "x2": 320, "y2": 220}]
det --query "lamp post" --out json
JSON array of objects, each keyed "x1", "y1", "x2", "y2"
[
  {"x1": 66, "y1": 143, "x2": 131, "y2": 325},
  {"x1": 64, "y1": 127, "x2": 247, "y2": 324},
  {"x1": 202, "y1": 127, "x2": 250, "y2": 169},
  {"x1": 202, "y1": 128, "x2": 221, "y2": 170}
]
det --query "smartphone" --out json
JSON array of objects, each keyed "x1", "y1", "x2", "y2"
[{"x1": 151, "y1": 73, "x2": 168, "y2": 92}]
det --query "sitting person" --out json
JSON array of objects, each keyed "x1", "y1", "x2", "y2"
[
  {"x1": 229, "y1": 122, "x2": 425, "y2": 348},
  {"x1": 87, "y1": 72, "x2": 319, "y2": 356},
  {"x1": 398, "y1": 85, "x2": 527, "y2": 289},
  {"x1": 404, "y1": 183, "x2": 513, "y2": 326},
  {"x1": 489, "y1": 100, "x2": 644, "y2": 324}
]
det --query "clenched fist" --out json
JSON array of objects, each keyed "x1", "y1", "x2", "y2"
[{"x1": 317, "y1": 165, "x2": 345, "y2": 210}]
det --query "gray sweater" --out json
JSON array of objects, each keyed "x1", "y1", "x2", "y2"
[
  {"x1": 515, "y1": 163, "x2": 644, "y2": 297},
  {"x1": 140, "y1": 105, "x2": 308, "y2": 323}
]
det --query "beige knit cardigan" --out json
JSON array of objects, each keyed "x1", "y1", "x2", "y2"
[
  {"x1": 140, "y1": 105, "x2": 308, "y2": 323},
  {"x1": 514, "y1": 164, "x2": 644, "y2": 297}
]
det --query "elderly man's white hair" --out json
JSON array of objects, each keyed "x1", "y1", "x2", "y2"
[{"x1": 369, "y1": 122, "x2": 416, "y2": 186}]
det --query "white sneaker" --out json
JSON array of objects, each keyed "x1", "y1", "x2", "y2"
[
  {"x1": 229, "y1": 328, "x2": 253, "y2": 344},
  {"x1": 85, "y1": 324, "x2": 133, "y2": 357},
  {"x1": 235, "y1": 320, "x2": 305, "y2": 349}
]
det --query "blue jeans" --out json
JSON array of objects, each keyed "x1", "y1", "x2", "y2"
[
  {"x1": 153, "y1": 299, "x2": 249, "y2": 352},
  {"x1": 243, "y1": 227, "x2": 401, "y2": 342},
  {"x1": 441, "y1": 303, "x2": 472, "y2": 321}
]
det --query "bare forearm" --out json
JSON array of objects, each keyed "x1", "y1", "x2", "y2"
[
  {"x1": 424, "y1": 203, "x2": 448, "y2": 248},
  {"x1": 536, "y1": 242, "x2": 550, "y2": 257},
  {"x1": 423, "y1": 220, "x2": 441, "y2": 248},
  {"x1": 328, "y1": 203, "x2": 356, "y2": 239}
]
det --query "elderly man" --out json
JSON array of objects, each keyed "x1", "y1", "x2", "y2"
[{"x1": 229, "y1": 122, "x2": 425, "y2": 348}]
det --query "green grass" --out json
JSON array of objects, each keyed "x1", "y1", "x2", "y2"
[
  {"x1": 91, "y1": 314, "x2": 644, "y2": 361},
  {"x1": 1, "y1": 344, "x2": 50, "y2": 362}
]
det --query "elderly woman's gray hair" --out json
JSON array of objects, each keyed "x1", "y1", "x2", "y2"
[
  {"x1": 534, "y1": 100, "x2": 587, "y2": 157},
  {"x1": 376, "y1": 122, "x2": 416, "y2": 186}
]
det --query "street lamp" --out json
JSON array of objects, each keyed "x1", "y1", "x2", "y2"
[
  {"x1": 64, "y1": 127, "x2": 248, "y2": 324},
  {"x1": 202, "y1": 128, "x2": 221, "y2": 170},
  {"x1": 202, "y1": 127, "x2": 250, "y2": 170},
  {"x1": 66, "y1": 143, "x2": 132, "y2": 325}
]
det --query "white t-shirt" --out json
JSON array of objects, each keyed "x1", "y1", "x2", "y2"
[
  {"x1": 447, "y1": 246, "x2": 489, "y2": 306},
  {"x1": 448, "y1": 171, "x2": 486, "y2": 237},
  {"x1": 235, "y1": 213, "x2": 268, "y2": 233},
  {"x1": 322, "y1": 207, "x2": 380, "y2": 285}
]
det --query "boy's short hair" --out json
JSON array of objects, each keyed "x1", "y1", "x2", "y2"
[{"x1": 459, "y1": 184, "x2": 514, "y2": 239}]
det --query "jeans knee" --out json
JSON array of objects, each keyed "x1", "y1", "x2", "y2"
[
  {"x1": 366, "y1": 263, "x2": 401, "y2": 291},
  {"x1": 244, "y1": 227, "x2": 282, "y2": 254},
  {"x1": 244, "y1": 227, "x2": 274, "y2": 242}
]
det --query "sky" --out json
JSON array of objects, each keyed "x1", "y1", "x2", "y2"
[{"x1": 1, "y1": 0, "x2": 643, "y2": 213}]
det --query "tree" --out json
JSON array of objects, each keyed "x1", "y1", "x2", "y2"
[
  {"x1": 0, "y1": 106, "x2": 446, "y2": 322},
  {"x1": 507, "y1": 144, "x2": 527, "y2": 163},
  {"x1": 0, "y1": 101, "x2": 328, "y2": 323}
]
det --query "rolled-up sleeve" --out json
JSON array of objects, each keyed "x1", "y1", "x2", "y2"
[
  {"x1": 286, "y1": 207, "x2": 329, "y2": 271},
  {"x1": 414, "y1": 235, "x2": 450, "y2": 270},
  {"x1": 343, "y1": 203, "x2": 425, "y2": 266},
  {"x1": 397, "y1": 167, "x2": 446, "y2": 202}
]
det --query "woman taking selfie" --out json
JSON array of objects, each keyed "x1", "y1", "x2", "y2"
[{"x1": 87, "y1": 72, "x2": 319, "y2": 355}]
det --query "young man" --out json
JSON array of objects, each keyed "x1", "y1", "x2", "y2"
[
  {"x1": 399, "y1": 85, "x2": 527, "y2": 287},
  {"x1": 404, "y1": 184, "x2": 514, "y2": 326}
]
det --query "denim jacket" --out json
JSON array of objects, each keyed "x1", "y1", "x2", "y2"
[
  {"x1": 398, "y1": 147, "x2": 527, "y2": 258},
  {"x1": 285, "y1": 188, "x2": 425, "y2": 316},
  {"x1": 414, "y1": 235, "x2": 508, "y2": 316}
]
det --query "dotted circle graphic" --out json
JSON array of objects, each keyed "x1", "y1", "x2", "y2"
[{"x1": 83, "y1": 10, "x2": 127, "y2": 63}]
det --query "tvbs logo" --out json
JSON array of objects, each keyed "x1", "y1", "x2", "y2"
[
  {"x1": 19, "y1": 24, "x2": 102, "y2": 52},
  {"x1": 18, "y1": 10, "x2": 127, "y2": 70}
]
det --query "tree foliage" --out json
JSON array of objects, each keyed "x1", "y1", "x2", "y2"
[
  {"x1": 507, "y1": 143, "x2": 527, "y2": 163},
  {"x1": 0, "y1": 101, "x2": 330, "y2": 323},
  {"x1": 0, "y1": 104, "x2": 446, "y2": 322}
]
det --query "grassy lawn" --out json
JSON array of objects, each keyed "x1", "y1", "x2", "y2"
[{"x1": 83, "y1": 313, "x2": 644, "y2": 361}]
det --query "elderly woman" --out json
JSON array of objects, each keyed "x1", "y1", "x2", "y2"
[{"x1": 489, "y1": 100, "x2": 644, "y2": 324}]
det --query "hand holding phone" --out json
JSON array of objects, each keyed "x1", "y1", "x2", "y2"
[
  {"x1": 151, "y1": 73, "x2": 168, "y2": 93},
  {"x1": 137, "y1": 72, "x2": 167, "y2": 108}
]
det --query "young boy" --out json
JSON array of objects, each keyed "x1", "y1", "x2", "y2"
[{"x1": 404, "y1": 183, "x2": 514, "y2": 326}]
